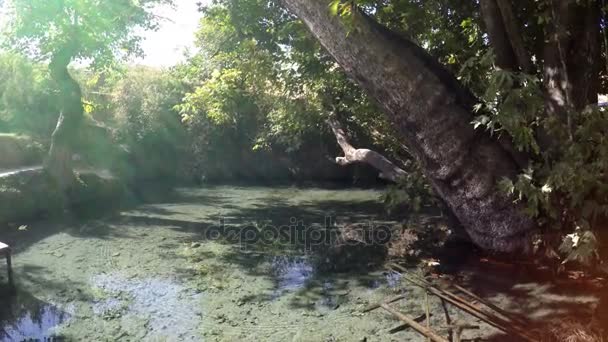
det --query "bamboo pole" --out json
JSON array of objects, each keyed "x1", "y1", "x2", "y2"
[
  {"x1": 440, "y1": 299, "x2": 453, "y2": 342},
  {"x1": 380, "y1": 303, "x2": 449, "y2": 342},
  {"x1": 442, "y1": 323, "x2": 479, "y2": 342},
  {"x1": 388, "y1": 313, "x2": 432, "y2": 334},
  {"x1": 389, "y1": 264, "x2": 537, "y2": 342},
  {"x1": 425, "y1": 290, "x2": 431, "y2": 342},
  {"x1": 362, "y1": 294, "x2": 407, "y2": 313},
  {"x1": 451, "y1": 283, "x2": 529, "y2": 327}
]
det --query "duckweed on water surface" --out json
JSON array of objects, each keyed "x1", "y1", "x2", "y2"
[
  {"x1": 1, "y1": 186, "x2": 422, "y2": 341},
  {"x1": 0, "y1": 185, "x2": 597, "y2": 341}
]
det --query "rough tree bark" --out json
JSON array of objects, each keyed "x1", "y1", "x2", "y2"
[
  {"x1": 282, "y1": 0, "x2": 537, "y2": 253},
  {"x1": 45, "y1": 46, "x2": 83, "y2": 190},
  {"x1": 327, "y1": 116, "x2": 406, "y2": 182}
]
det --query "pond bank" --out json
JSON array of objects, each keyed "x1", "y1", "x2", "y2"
[{"x1": 0, "y1": 168, "x2": 128, "y2": 226}]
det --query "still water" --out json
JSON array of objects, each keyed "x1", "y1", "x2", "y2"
[
  {"x1": 0, "y1": 185, "x2": 598, "y2": 341},
  {"x1": 0, "y1": 185, "x2": 423, "y2": 341}
]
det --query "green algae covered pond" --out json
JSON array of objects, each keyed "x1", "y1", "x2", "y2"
[{"x1": 0, "y1": 185, "x2": 602, "y2": 341}]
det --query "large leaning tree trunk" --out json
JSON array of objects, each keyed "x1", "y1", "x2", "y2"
[
  {"x1": 45, "y1": 45, "x2": 83, "y2": 190},
  {"x1": 282, "y1": 0, "x2": 537, "y2": 253}
]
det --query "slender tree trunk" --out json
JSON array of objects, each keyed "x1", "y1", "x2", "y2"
[
  {"x1": 541, "y1": 0, "x2": 600, "y2": 148},
  {"x1": 480, "y1": 0, "x2": 533, "y2": 73},
  {"x1": 282, "y1": 0, "x2": 537, "y2": 253},
  {"x1": 45, "y1": 47, "x2": 83, "y2": 190},
  {"x1": 495, "y1": 0, "x2": 533, "y2": 73},
  {"x1": 566, "y1": 0, "x2": 600, "y2": 111},
  {"x1": 479, "y1": 0, "x2": 518, "y2": 71}
]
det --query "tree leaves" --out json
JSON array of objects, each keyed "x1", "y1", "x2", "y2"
[{"x1": 2, "y1": 0, "x2": 171, "y2": 66}]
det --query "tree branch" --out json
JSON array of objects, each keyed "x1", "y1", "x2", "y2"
[{"x1": 327, "y1": 116, "x2": 406, "y2": 182}]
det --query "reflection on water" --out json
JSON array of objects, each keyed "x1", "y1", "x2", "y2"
[
  {"x1": 367, "y1": 270, "x2": 402, "y2": 289},
  {"x1": 91, "y1": 273, "x2": 202, "y2": 341},
  {"x1": 384, "y1": 270, "x2": 402, "y2": 287},
  {"x1": 271, "y1": 256, "x2": 314, "y2": 298},
  {"x1": 0, "y1": 292, "x2": 71, "y2": 342}
]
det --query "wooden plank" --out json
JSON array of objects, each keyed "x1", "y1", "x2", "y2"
[{"x1": 425, "y1": 290, "x2": 431, "y2": 342}]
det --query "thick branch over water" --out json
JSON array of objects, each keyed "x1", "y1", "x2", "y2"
[{"x1": 327, "y1": 117, "x2": 406, "y2": 182}]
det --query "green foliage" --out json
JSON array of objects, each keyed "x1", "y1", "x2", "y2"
[
  {"x1": 0, "y1": 53, "x2": 59, "y2": 136},
  {"x1": 173, "y1": 0, "x2": 399, "y2": 181},
  {"x1": 466, "y1": 60, "x2": 544, "y2": 153},
  {"x1": 369, "y1": 0, "x2": 483, "y2": 70},
  {"x1": 1, "y1": 0, "x2": 605, "y2": 270},
  {"x1": 381, "y1": 164, "x2": 436, "y2": 214},
  {"x1": 463, "y1": 53, "x2": 608, "y2": 265},
  {"x1": 0, "y1": 47, "x2": 191, "y2": 181},
  {"x1": 77, "y1": 66, "x2": 188, "y2": 181},
  {"x1": 498, "y1": 105, "x2": 608, "y2": 225},
  {"x1": 2, "y1": 0, "x2": 171, "y2": 66},
  {"x1": 110, "y1": 67, "x2": 185, "y2": 145},
  {"x1": 1, "y1": 0, "x2": 178, "y2": 184},
  {"x1": 0, "y1": 133, "x2": 45, "y2": 169},
  {"x1": 559, "y1": 228, "x2": 599, "y2": 265}
]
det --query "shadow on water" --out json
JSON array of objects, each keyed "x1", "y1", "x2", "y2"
[
  {"x1": 0, "y1": 183, "x2": 188, "y2": 255},
  {"x1": 3, "y1": 183, "x2": 605, "y2": 341},
  {"x1": 2, "y1": 184, "x2": 395, "y2": 256},
  {"x1": 1, "y1": 185, "x2": 413, "y2": 340},
  {"x1": 124, "y1": 187, "x2": 405, "y2": 314},
  {"x1": 222, "y1": 251, "x2": 404, "y2": 317},
  {"x1": 0, "y1": 288, "x2": 70, "y2": 342}
]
